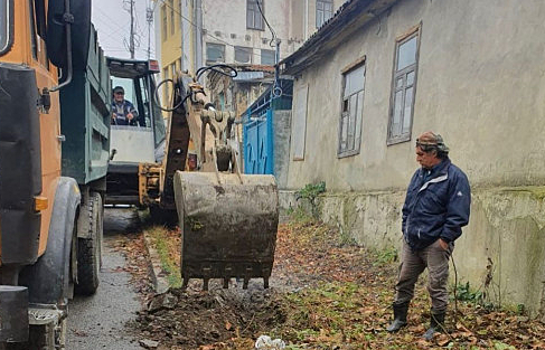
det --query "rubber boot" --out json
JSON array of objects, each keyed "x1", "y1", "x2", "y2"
[
  {"x1": 423, "y1": 312, "x2": 445, "y2": 341},
  {"x1": 386, "y1": 302, "x2": 409, "y2": 332}
]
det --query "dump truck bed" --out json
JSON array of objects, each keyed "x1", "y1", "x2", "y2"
[{"x1": 60, "y1": 27, "x2": 111, "y2": 185}]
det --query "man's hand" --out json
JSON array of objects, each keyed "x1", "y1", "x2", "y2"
[
  {"x1": 112, "y1": 113, "x2": 116, "y2": 121},
  {"x1": 127, "y1": 113, "x2": 134, "y2": 120},
  {"x1": 438, "y1": 238, "x2": 449, "y2": 251}
]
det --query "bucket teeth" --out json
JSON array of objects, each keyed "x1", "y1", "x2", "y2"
[{"x1": 181, "y1": 263, "x2": 272, "y2": 290}]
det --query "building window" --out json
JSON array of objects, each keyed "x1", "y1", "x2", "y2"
[
  {"x1": 339, "y1": 63, "x2": 365, "y2": 157},
  {"x1": 261, "y1": 49, "x2": 275, "y2": 65},
  {"x1": 0, "y1": 0, "x2": 11, "y2": 54},
  {"x1": 169, "y1": 0, "x2": 175, "y2": 35},
  {"x1": 235, "y1": 46, "x2": 253, "y2": 64},
  {"x1": 388, "y1": 28, "x2": 420, "y2": 144},
  {"x1": 175, "y1": 0, "x2": 181, "y2": 31},
  {"x1": 161, "y1": 5, "x2": 167, "y2": 41},
  {"x1": 206, "y1": 43, "x2": 225, "y2": 64},
  {"x1": 247, "y1": 0, "x2": 264, "y2": 30},
  {"x1": 316, "y1": 0, "x2": 333, "y2": 28}
]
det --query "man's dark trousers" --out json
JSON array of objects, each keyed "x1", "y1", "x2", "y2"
[{"x1": 395, "y1": 239, "x2": 452, "y2": 313}]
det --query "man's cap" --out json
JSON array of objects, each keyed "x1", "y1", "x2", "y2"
[
  {"x1": 416, "y1": 131, "x2": 449, "y2": 153},
  {"x1": 113, "y1": 86, "x2": 125, "y2": 94}
]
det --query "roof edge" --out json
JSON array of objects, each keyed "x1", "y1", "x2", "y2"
[{"x1": 281, "y1": 0, "x2": 399, "y2": 75}]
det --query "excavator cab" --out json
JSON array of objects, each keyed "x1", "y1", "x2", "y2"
[{"x1": 105, "y1": 58, "x2": 166, "y2": 205}]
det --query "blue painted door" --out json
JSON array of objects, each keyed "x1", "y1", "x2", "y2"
[{"x1": 244, "y1": 109, "x2": 274, "y2": 174}]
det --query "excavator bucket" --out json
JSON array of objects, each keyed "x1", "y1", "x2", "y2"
[{"x1": 173, "y1": 171, "x2": 278, "y2": 290}]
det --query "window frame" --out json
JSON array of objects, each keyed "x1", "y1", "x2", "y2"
[
  {"x1": 234, "y1": 46, "x2": 253, "y2": 64},
  {"x1": 169, "y1": 0, "x2": 175, "y2": 36},
  {"x1": 0, "y1": 0, "x2": 13, "y2": 56},
  {"x1": 246, "y1": 0, "x2": 264, "y2": 31},
  {"x1": 29, "y1": 0, "x2": 49, "y2": 69},
  {"x1": 387, "y1": 24, "x2": 422, "y2": 145},
  {"x1": 260, "y1": 49, "x2": 275, "y2": 65},
  {"x1": 292, "y1": 84, "x2": 309, "y2": 161},
  {"x1": 175, "y1": 0, "x2": 181, "y2": 31},
  {"x1": 316, "y1": 0, "x2": 333, "y2": 28},
  {"x1": 338, "y1": 57, "x2": 366, "y2": 158},
  {"x1": 161, "y1": 5, "x2": 167, "y2": 41},
  {"x1": 206, "y1": 42, "x2": 225, "y2": 64}
]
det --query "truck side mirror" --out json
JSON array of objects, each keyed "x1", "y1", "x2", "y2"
[{"x1": 46, "y1": 0, "x2": 91, "y2": 70}]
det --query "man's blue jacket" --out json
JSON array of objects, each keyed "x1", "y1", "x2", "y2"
[
  {"x1": 402, "y1": 157, "x2": 471, "y2": 250},
  {"x1": 112, "y1": 100, "x2": 140, "y2": 126}
]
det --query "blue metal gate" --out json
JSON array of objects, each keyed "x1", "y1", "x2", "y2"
[
  {"x1": 244, "y1": 109, "x2": 274, "y2": 174},
  {"x1": 242, "y1": 79, "x2": 293, "y2": 175}
]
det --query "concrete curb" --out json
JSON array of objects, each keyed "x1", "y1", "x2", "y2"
[{"x1": 142, "y1": 232, "x2": 170, "y2": 294}]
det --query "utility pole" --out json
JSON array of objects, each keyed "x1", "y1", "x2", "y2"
[
  {"x1": 129, "y1": 0, "x2": 136, "y2": 59},
  {"x1": 272, "y1": 38, "x2": 282, "y2": 101},
  {"x1": 146, "y1": 3, "x2": 153, "y2": 60}
]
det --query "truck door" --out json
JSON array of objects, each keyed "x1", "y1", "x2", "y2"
[{"x1": 30, "y1": 0, "x2": 62, "y2": 256}]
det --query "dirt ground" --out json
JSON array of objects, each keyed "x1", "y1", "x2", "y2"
[{"x1": 118, "y1": 213, "x2": 545, "y2": 350}]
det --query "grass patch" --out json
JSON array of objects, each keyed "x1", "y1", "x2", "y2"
[
  {"x1": 371, "y1": 246, "x2": 399, "y2": 266},
  {"x1": 146, "y1": 226, "x2": 182, "y2": 288}
]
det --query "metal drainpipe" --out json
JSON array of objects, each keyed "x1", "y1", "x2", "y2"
[
  {"x1": 194, "y1": 0, "x2": 203, "y2": 73},
  {"x1": 180, "y1": 0, "x2": 184, "y2": 71}
]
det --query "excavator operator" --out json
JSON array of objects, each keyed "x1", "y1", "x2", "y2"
[{"x1": 111, "y1": 86, "x2": 140, "y2": 126}]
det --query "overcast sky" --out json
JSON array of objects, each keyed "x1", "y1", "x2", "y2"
[{"x1": 92, "y1": 0, "x2": 156, "y2": 59}]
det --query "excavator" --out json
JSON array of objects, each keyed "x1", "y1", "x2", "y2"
[
  {"x1": 108, "y1": 65, "x2": 279, "y2": 290},
  {"x1": 103, "y1": 51, "x2": 279, "y2": 293}
]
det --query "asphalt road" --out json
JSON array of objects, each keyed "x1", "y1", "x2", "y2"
[{"x1": 66, "y1": 208, "x2": 142, "y2": 350}]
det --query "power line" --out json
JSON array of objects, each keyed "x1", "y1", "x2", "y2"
[
  {"x1": 146, "y1": 3, "x2": 154, "y2": 59},
  {"x1": 93, "y1": 8, "x2": 133, "y2": 36},
  {"x1": 126, "y1": 0, "x2": 136, "y2": 58},
  {"x1": 93, "y1": 2, "x2": 154, "y2": 60},
  {"x1": 255, "y1": 0, "x2": 276, "y2": 48}
]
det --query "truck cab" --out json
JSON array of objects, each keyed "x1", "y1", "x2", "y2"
[{"x1": 106, "y1": 57, "x2": 166, "y2": 205}]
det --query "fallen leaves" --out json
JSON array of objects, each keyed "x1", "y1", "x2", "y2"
[{"x1": 118, "y1": 215, "x2": 545, "y2": 350}]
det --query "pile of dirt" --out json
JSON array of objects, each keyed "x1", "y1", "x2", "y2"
[{"x1": 134, "y1": 287, "x2": 286, "y2": 349}]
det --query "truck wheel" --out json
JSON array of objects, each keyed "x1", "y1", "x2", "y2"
[
  {"x1": 3, "y1": 320, "x2": 65, "y2": 350},
  {"x1": 75, "y1": 192, "x2": 103, "y2": 295}
]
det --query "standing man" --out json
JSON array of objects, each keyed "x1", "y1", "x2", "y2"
[
  {"x1": 387, "y1": 131, "x2": 471, "y2": 340},
  {"x1": 112, "y1": 86, "x2": 139, "y2": 126}
]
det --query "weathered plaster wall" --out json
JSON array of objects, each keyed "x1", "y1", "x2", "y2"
[
  {"x1": 287, "y1": 0, "x2": 545, "y2": 191},
  {"x1": 280, "y1": 187, "x2": 545, "y2": 319},
  {"x1": 273, "y1": 111, "x2": 292, "y2": 189},
  {"x1": 202, "y1": 0, "x2": 294, "y2": 63}
]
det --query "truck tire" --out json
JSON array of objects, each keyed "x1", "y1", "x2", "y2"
[
  {"x1": 4, "y1": 319, "x2": 66, "y2": 350},
  {"x1": 75, "y1": 192, "x2": 103, "y2": 295}
]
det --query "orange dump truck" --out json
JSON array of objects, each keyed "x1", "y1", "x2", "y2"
[{"x1": 0, "y1": 1, "x2": 107, "y2": 349}]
